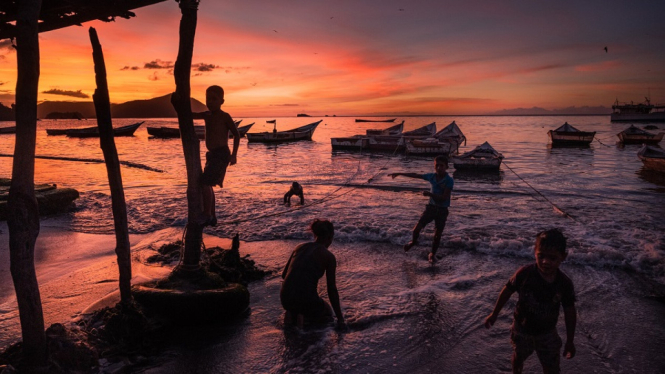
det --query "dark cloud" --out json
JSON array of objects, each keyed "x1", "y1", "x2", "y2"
[
  {"x1": 120, "y1": 66, "x2": 140, "y2": 71},
  {"x1": 193, "y1": 63, "x2": 218, "y2": 72},
  {"x1": 144, "y1": 59, "x2": 174, "y2": 69},
  {"x1": 42, "y1": 89, "x2": 90, "y2": 98},
  {"x1": 0, "y1": 82, "x2": 4, "y2": 86}
]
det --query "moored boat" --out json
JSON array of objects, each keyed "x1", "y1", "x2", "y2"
[
  {"x1": 0, "y1": 179, "x2": 79, "y2": 220},
  {"x1": 611, "y1": 98, "x2": 665, "y2": 122},
  {"x1": 331, "y1": 121, "x2": 404, "y2": 150},
  {"x1": 548, "y1": 122, "x2": 596, "y2": 146},
  {"x1": 365, "y1": 122, "x2": 436, "y2": 152},
  {"x1": 246, "y1": 120, "x2": 322, "y2": 143},
  {"x1": 637, "y1": 144, "x2": 665, "y2": 173},
  {"x1": 617, "y1": 125, "x2": 664, "y2": 145},
  {"x1": 365, "y1": 121, "x2": 404, "y2": 136},
  {"x1": 65, "y1": 121, "x2": 144, "y2": 138},
  {"x1": 406, "y1": 121, "x2": 466, "y2": 156},
  {"x1": 0, "y1": 126, "x2": 16, "y2": 134},
  {"x1": 451, "y1": 141, "x2": 504, "y2": 171},
  {"x1": 147, "y1": 120, "x2": 247, "y2": 140}
]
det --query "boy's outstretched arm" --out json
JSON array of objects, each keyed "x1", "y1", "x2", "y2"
[
  {"x1": 230, "y1": 121, "x2": 240, "y2": 165},
  {"x1": 563, "y1": 305, "x2": 577, "y2": 359},
  {"x1": 484, "y1": 285, "x2": 514, "y2": 328},
  {"x1": 389, "y1": 172, "x2": 422, "y2": 179}
]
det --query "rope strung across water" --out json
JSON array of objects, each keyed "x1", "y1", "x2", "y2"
[
  {"x1": 216, "y1": 138, "x2": 404, "y2": 226},
  {"x1": 502, "y1": 161, "x2": 576, "y2": 222},
  {"x1": 0, "y1": 153, "x2": 164, "y2": 173}
]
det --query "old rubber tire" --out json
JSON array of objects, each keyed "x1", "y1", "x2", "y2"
[{"x1": 132, "y1": 283, "x2": 249, "y2": 324}]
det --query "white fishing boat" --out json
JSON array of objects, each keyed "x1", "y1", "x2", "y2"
[
  {"x1": 330, "y1": 121, "x2": 404, "y2": 150},
  {"x1": 406, "y1": 121, "x2": 466, "y2": 156},
  {"x1": 451, "y1": 141, "x2": 504, "y2": 171},
  {"x1": 365, "y1": 122, "x2": 436, "y2": 152},
  {"x1": 548, "y1": 122, "x2": 596, "y2": 146},
  {"x1": 246, "y1": 120, "x2": 321, "y2": 143},
  {"x1": 611, "y1": 98, "x2": 665, "y2": 122}
]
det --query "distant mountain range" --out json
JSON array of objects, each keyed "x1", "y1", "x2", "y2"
[
  {"x1": 35, "y1": 94, "x2": 208, "y2": 119},
  {"x1": 487, "y1": 106, "x2": 611, "y2": 116}
]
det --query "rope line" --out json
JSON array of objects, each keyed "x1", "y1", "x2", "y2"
[
  {"x1": 217, "y1": 138, "x2": 404, "y2": 225},
  {"x1": 502, "y1": 161, "x2": 576, "y2": 222}
]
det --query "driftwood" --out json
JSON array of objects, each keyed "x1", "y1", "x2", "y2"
[
  {"x1": 171, "y1": 0, "x2": 205, "y2": 270},
  {"x1": 89, "y1": 27, "x2": 132, "y2": 304},
  {"x1": 7, "y1": 0, "x2": 48, "y2": 367}
]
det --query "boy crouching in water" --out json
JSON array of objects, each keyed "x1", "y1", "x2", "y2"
[{"x1": 485, "y1": 229, "x2": 576, "y2": 373}]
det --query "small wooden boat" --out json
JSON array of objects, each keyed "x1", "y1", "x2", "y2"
[
  {"x1": 548, "y1": 122, "x2": 596, "y2": 146},
  {"x1": 617, "y1": 125, "x2": 664, "y2": 145},
  {"x1": 0, "y1": 180, "x2": 79, "y2": 220},
  {"x1": 0, "y1": 126, "x2": 16, "y2": 134},
  {"x1": 330, "y1": 121, "x2": 404, "y2": 150},
  {"x1": 406, "y1": 121, "x2": 466, "y2": 156},
  {"x1": 266, "y1": 119, "x2": 277, "y2": 123},
  {"x1": 637, "y1": 144, "x2": 665, "y2": 173},
  {"x1": 65, "y1": 121, "x2": 144, "y2": 138},
  {"x1": 365, "y1": 121, "x2": 404, "y2": 136},
  {"x1": 147, "y1": 120, "x2": 246, "y2": 140},
  {"x1": 355, "y1": 118, "x2": 397, "y2": 123},
  {"x1": 365, "y1": 122, "x2": 436, "y2": 152},
  {"x1": 247, "y1": 120, "x2": 322, "y2": 143},
  {"x1": 451, "y1": 142, "x2": 504, "y2": 171}
]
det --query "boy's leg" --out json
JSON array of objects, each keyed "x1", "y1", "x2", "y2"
[
  {"x1": 404, "y1": 223, "x2": 423, "y2": 252},
  {"x1": 511, "y1": 330, "x2": 534, "y2": 374},
  {"x1": 534, "y1": 330, "x2": 562, "y2": 374},
  {"x1": 429, "y1": 207, "x2": 449, "y2": 263},
  {"x1": 429, "y1": 227, "x2": 444, "y2": 263},
  {"x1": 202, "y1": 185, "x2": 217, "y2": 226}
]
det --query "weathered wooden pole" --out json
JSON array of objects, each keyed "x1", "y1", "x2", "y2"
[
  {"x1": 89, "y1": 27, "x2": 132, "y2": 303},
  {"x1": 7, "y1": 0, "x2": 47, "y2": 367},
  {"x1": 171, "y1": 0, "x2": 205, "y2": 270}
]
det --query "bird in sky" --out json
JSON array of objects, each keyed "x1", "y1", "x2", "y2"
[
  {"x1": 604, "y1": 46, "x2": 608, "y2": 53},
  {"x1": 273, "y1": 30, "x2": 278, "y2": 33},
  {"x1": 399, "y1": 8, "x2": 404, "y2": 11}
]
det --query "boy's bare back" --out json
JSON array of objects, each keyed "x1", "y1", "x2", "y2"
[{"x1": 204, "y1": 109, "x2": 235, "y2": 151}]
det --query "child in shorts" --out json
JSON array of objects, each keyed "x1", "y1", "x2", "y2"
[
  {"x1": 193, "y1": 85, "x2": 240, "y2": 226},
  {"x1": 389, "y1": 155, "x2": 453, "y2": 264},
  {"x1": 485, "y1": 228, "x2": 577, "y2": 373}
]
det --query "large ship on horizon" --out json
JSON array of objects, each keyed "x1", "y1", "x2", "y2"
[{"x1": 611, "y1": 97, "x2": 665, "y2": 122}]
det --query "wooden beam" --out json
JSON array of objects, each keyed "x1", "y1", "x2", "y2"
[{"x1": 0, "y1": 0, "x2": 167, "y2": 40}]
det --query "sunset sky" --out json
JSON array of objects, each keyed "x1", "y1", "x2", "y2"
[{"x1": 1, "y1": 0, "x2": 664, "y2": 116}]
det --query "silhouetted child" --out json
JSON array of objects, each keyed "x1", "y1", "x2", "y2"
[
  {"x1": 485, "y1": 229, "x2": 577, "y2": 373},
  {"x1": 281, "y1": 219, "x2": 345, "y2": 328},
  {"x1": 389, "y1": 155, "x2": 453, "y2": 264},
  {"x1": 284, "y1": 181, "x2": 304, "y2": 206},
  {"x1": 193, "y1": 85, "x2": 240, "y2": 226}
]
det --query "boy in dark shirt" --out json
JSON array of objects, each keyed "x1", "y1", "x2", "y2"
[{"x1": 485, "y1": 228, "x2": 577, "y2": 373}]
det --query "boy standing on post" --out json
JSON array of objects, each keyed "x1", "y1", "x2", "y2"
[
  {"x1": 485, "y1": 228, "x2": 577, "y2": 373},
  {"x1": 389, "y1": 155, "x2": 453, "y2": 264},
  {"x1": 193, "y1": 85, "x2": 240, "y2": 226}
]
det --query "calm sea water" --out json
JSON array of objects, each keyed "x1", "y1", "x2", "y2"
[{"x1": 1, "y1": 116, "x2": 664, "y2": 373}]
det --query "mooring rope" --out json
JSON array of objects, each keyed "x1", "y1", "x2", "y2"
[
  {"x1": 502, "y1": 161, "x2": 576, "y2": 221},
  {"x1": 0, "y1": 153, "x2": 164, "y2": 173}
]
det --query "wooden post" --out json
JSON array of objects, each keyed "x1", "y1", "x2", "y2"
[
  {"x1": 171, "y1": 0, "x2": 204, "y2": 270},
  {"x1": 89, "y1": 27, "x2": 132, "y2": 303},
  {"x1": 7, "y1": 0, "x2": 47, "y2": 367}
]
